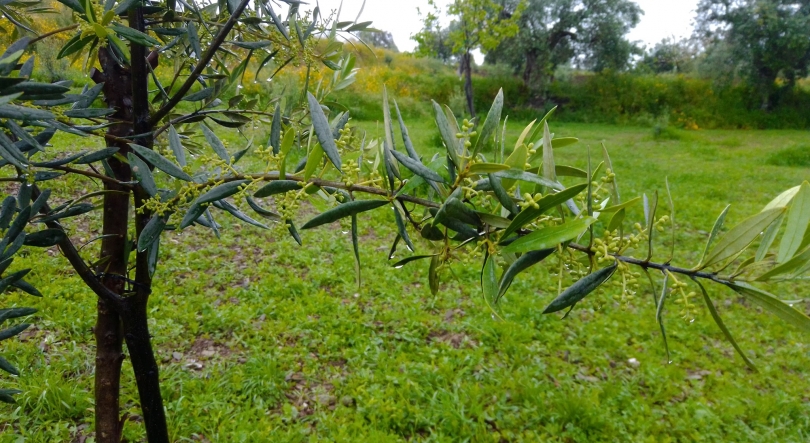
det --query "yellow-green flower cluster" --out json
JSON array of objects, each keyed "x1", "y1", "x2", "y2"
[{"x1": 669, "y1": 271, "x2": 698, "y2": 322}]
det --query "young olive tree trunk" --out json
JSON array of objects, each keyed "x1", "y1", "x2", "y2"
[
  {"x1": 92, "y1": 46, "x2": 133, "y2": 443},
  {"x1": 461, "y1": 51, "x2": 476, "y2": 118},
  {"x1": 89, "y1": 7, "x2": 168, "y2": 442}
]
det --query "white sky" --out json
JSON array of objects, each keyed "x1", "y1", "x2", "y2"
[{"x1": 306, "y1": 0, "x2": 699, "y2": 54}]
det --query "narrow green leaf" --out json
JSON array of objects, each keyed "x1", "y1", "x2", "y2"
[
  {"x1": 656, "y1": 272, "x2": 671, "y2": 361},
  {"x1": 301, "y1": 200, "x2": 388, "y2": 229},
  {"x1": 599, "y1": 197, "x2": 642, "y2": 213},
  {"x1": 700, "y1": 204, "x2": 731, "y2": 266},
  {"x1": 200, "y1": 124, "x2": 230, "y2": 163},
  {"x1": 167, "y1": 125, "x2": 186, "y2": 167},
  {"x1": 433, "y1": 197, "x2": 481, "y2": 228},
  {"x1": 556, "y1": 165, "x2": 587, "y2": 178},
  {"x1": 23, "y1": 229, "x2": 65, "y2": 247},
  {"x1": 0, "y1": 323, "x2": 30, "y2": 341},
  {"x1": 303, "y1": 144, "x2": 323, "y2": 181},
  {"x1": 245, "y1": 196, "x2": 281, "y2": 221},
  {"x1": 129, "y1": 144, "x2": 192, "y2": 181},
  {"x1": 392, "y1": 203, "x2": 415, "y2": 252},
  {"x1": 501, "y1": 144, "x2": 528, "y2": 190},
  {"x1": 757, "y1": 245, "x2": 810, "y2": 281},
  {"x1": 0, "y1": 104, "x2": 53, "y2": 121},
  {"x1": 777, "y1": 181, "x2": 810, "y2": 263},
  {"x1": 37, "y1": 203, "x2": 93, "y2": 224},
  {"x1": 482, "y1": 253, "x2": 498, "y2": 303},
  {"x1": 543, "y1": 264, "x2": 617, "y2": 314},
  {"x1": 389, "y1": 149, "x2": 444, "y2": 183},
  {"x1": 756, "y1": 214, "x2": 784, "y2": 262},
  {"x1": 492, "y1": 169, "x2": 562, "y2": 191},
  {"x1": 498, "y1": 248, "x2": 554, "y2": 300},
  {"x1": 75, "y1": 147, "x2": 119, "y2": 164},
  {"x1": 541, "y1": 122, "x2": 556, "y2": 184},
  {"x1": 729, "y1": 282, "x2": 810, "y2": 333},
  {"x1": 503, "y1": 217, "x2": 596, "y2": 254},
  {"x1": 501, "y1": 183, "x2": 588, "y2": 240},
  {"x1": 429, "y1": 255, "x2": 440, "y2": 295},
  {"x1": 601, "y1": 143, "x2": 620, "y2": 204},
  {"x1": 254, "y1": 180, "x2": 303, "y2": 197},
  {"x1": 127, "y1": 153, "x2": 157, "y2": 197},
  {"x1": 391, "y1": 254, "x2": 436, "y2": 268},
  {"x1": 212, "y1": 200, "x2": 269, "y2": 230},
  {"x1": 0, "y1": 307, "x2": 36, "y2": 325},
  {"x1": 468, "y1": 163, "x2": 510, "y2": 175},
  {"x1": 0, "y1": 355, "x2": 19, "y2": 375},
  {"x1": 607, "y1": 208, "x2": 625, "y2": 233},
  {"x1": 186, "y1": 21, "x2": 201, "y2": 57},
  {"x1": 488, "y1": 174, "x2": 519, "y2": 215},
  {"x1": 4, "y1": 206, "x2": 30, "y2": 245},
  {"x1": 551, "y1": 137, "x2": 578, "y2": 149},
  {"x1": 137, "y1": 214, "x2": 167, "y2": 252},
  {"x1": 307, "y1": 92, "x2": 342, "y2": 173},
  {"x1": 472, "y1": 89, "x2": 503, "y2": 156},
  {"x1": 195, "y1": 180, "x2": 249, "y2": 205},
  {"x1": 432, "y1": 100, "x2": 459, "y2": 169},
  {"x1": 181, "y1": 87, "x2": 213, "y2": 102},
  {"x1": 702, "y1": 208, "x2": 786, "y2": 269},
  {"x1": 351, "y1": 214, "x2": 361, "y2": 288},
  {"x1": 394, "y1": 100, "x2": 419, "y2": 160},
  {"x1": 179, "y1": 204, "x2": 206, "y2": 229},
  {"x1": 763, "y1": 186, "x2": 799, "y2": 211},
  {"x1": 270, "y1": 103, "x2": 282, "y2": 154},
  {"x1": 694, "y1": 279, "x2": 756, "y2": 370},
  {"x1": 287, "y1": 220, "x2": 302, "y2": 245},
  {"x1": 279, "y1": 127, "x2": 295, "y2": 179}
]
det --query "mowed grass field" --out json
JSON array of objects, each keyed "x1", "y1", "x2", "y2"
[{"x1": 2, "y1": 114, "x2": 810, "y2": 442}]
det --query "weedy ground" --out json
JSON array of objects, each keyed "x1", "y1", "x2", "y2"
[{"x1": 1, "y1": 117, "x2": 809, "y2": 442}]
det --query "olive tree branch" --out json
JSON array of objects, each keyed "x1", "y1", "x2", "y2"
[
  {"x1": 30, "y1": 184, "x2": 125, "y2": 308},
  {"x1": 148, "y1": 0, "x2": 253, "y2": 126}
]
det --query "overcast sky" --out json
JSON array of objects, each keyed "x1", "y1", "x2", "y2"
[{"x1": 305, "y1": 0, "x2": 699, "y2": 54}]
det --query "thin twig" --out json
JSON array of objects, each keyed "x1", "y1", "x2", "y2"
[
  {"x1": 29, "y1": 24, "x2": 79, "y2": 44},
  {"x1": 30, "y1": 184, "x2": 125, "y2": 307},
  {"x1": 148, "y1": 0, "x2": 253, "y2": 126}
]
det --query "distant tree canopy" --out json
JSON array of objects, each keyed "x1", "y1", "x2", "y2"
[
  {"x1": 695, "y1": 0, "x2": 810, "y2": 109},
  {"x1": 358, "y1": 30, "x2": 399, "y2": 52},
  {"x1": 413, "y1": 0, "x2": 524, "y2": 117},
  {"x1": 640, "y1": 38, "x2": 698, "y2": 74},
  {"x1": 484, "y1": 0, "x2": 642, "y2": 98}
]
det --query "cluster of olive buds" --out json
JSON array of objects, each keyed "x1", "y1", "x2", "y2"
[{"x1": 668, "y1": 271, "x2": 698, "y2": 322}]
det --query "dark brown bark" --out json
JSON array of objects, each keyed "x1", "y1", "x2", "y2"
[
  {"x1": 462, "y1": 51, "x2": 475, "y2": 118},
  {"x1": 124, "y1": 7, "x2": 170, "y2": 442},
  {"x1": 93, "y1": 46, "x2": 134, "y2": 443}
]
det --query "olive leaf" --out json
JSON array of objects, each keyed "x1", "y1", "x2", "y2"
[
  {"x1": 543, "y1": 264, "x2": 618, "y2": 314},
  {"x1": 301, "y1": 200, "x2": 388, "y2": 229},
  {"x1": 497, "y1": 248, "x2": 555, "y2": 300},
  {"x1": 501, "y1": 183, "x2": 588, "y2": 240},
  {"x1": 307, "y1": 92, "x2": 342, "y2": 173},
  {"x1": 129, "y1": 143, "x2": 192, "y2": 181},
  {"x1": 701, "y1": 207, "x2": 785, "y2": 269},
  {"x1": 777, "y1": 181, "x2": 810, "y2": 263},
  {"x1": 728, "y1": 282, "x2": 810, "y2": 333},
  {"x1": 472, "y1": 88, "x2": 503, "y2": 157},
  {"x1": 503, "y1": 217, "x2": 596, "y2": 254}
]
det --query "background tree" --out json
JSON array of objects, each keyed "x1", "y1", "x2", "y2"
[
  {"x1": 695, "y1": 0, "x2": 810, "y2": 110},
  {"x1": 639, "y1": 37, "x2": 698, "y2": 74},
  {"x1": 357, "y1": 30, "x2": 399, "y2": 52},
  {"x1": 413, "y1": 0, "x2": 524, "y2": 117},
  {"x1": 484, "y1": 0, "x2": 642, "y2": 102}
]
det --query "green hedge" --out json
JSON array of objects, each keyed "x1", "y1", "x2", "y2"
[{"x1": 550, "y1": 72, "x2": 810, "y2": 129}]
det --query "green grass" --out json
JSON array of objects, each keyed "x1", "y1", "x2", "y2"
[
  {"x1": 767, "y1": 145, "x2": 810, "y2": 168},
  {"x1": 2, "y1": 117, "x2": 810, "y2": 442}
]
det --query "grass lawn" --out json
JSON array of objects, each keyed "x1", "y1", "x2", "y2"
[{"x1": 2, "y1": 116, "x2": 810, "y2": 442}]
